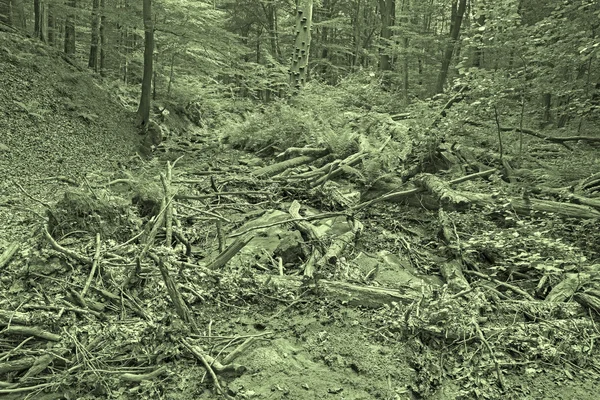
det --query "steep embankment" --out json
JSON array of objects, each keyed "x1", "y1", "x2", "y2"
[
  {"x1": 0, "y1": 31, "x2": 139, "y2": 241},
  {"x1": 0, "y1": 32, "x2": 139, "y2": 184}
]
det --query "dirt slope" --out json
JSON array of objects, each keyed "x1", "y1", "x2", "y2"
[{"x1": 0, "y1": 31, "x2": 139, "y2": 242}]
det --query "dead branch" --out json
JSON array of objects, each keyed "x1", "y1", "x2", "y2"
[
  {"x1": 0, "y1": 242, "x2": 19, "y2": 269},
  {"x1": 81, "y1": 233, "x2": 101, "y2": 298},
  {"x1": 352, "y1": 169, "x2": 497, "y2": 211},
  {"x1": 252, "y1": 155, "x2": 324, "y2": 178},
  {"x1": 275, "y1": 147, "x2": 329, "y2": 161},
  {"x1": 205, "y1": 234, "x2": 255, "y2": 270},
  {"x1": 43, "y1": 225, "x2": 93, "y2": 265}
]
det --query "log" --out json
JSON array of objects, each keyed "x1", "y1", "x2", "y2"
[
  {"x1": 252, "y1": 155, "x2": 322, "y2": 178},
  {"x1": 256, "y1": 274, "x2": 427, "y2": 308}
]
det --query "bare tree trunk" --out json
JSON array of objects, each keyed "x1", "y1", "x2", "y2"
[
  {"x1": 167, "y1": 53, "x2": 175, "y2": 96},
  {"x1": 472, "y1": 12, "x2": 485, "y2": 67},
  {"x1": 3, "y1": 0, "x2": 26, "y2": 30},
  {"x1": 0, "y1": 0, "x2": 10, "y2": 27},
  {"x1": 289, "y1": 0, "x2": 313, "y2": 90},
  {"x1": 64, "y1": 0, "x2": 76, "y2": 56},
  {"x1": 88, "y1": 0, "x2": 100, "y2": 70},
  {"x1": 137, "y1": 0, "x2": 154, "y2": 127},
  {"x1": 34, "y1": 0, "x2": 50, "y2": 41},
  {"x1": 47, "y1": 4, "x2": 55, "y2": 45},
  {"x1": 34, "y1": 0, "x2": 41, "y2": 36},
  {"x1": 99, "y1": 0, "x2": 106, "y2": 76},
  {"x1": 351, "y1": 0, "x2": 362, "y2": 70},
  {"x1": 435, "y1": 0, "x2": 467, "y2": 94},
  {"x1": 379, "y1": 0, "x2": 395, "y2": 71}
]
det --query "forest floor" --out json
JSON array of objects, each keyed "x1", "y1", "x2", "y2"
[{"x1": 1, "y1": 30, "x2": 600, "y2": 400}]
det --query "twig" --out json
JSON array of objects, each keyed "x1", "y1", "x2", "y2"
[
  {"x1": 176, "y1": 191, "x2": 271, "y2": 201},
  {"x1": 180, "y1": 339, "x2": 235, "y2": 400},
  {"x1": 0, "y1": 242, "x2": 20, "y2": 269},
  {"x1": 205, "y1": 234, "x2": 255, "y2": 270},
  {"x1": 222, "y1": 337, "x2": 259, "y2": 364},
  {"x1": 120, "y1": 366, "x2": 169, "y2": 382},
  {"x1": 493, "y1": 105, "x2": 504, "y2": 160},
  {"x1": 43, "y1": 225, "x2": 93, "y2": 265},
  {"x1": 82, "y1": 233, "x2": 101, "y2": 298},
  {"x1": 0, "y1": 383, "x2": 55, "y2": 394},
  {"x1": 474, "y1": 321, "x2": 506, "y2": 391},
  {"x1": 464, "y1": 270, "x2": 534, "y2": 300},
  {"x1": 229, "y1": 212, "x2": 348, "y2": 238},
  {"x1": 14, "y1": 181, "x2": 52, "y2": 209},
  {"x1": 161, "y1": 163, "x2": 174, "y2": 247},
  {"x1": 178, "y1": 203, "x2": 230, "y2": 222}
]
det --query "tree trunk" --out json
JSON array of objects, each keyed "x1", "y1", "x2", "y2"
[
  {"x1": 541, "y1": 93, "x2": 552, "y2": 126},
  {"x1": 379, "y1": 0, "x2": 395, "y2": 72},
  {"x1": 137, "y1": 0, "x2": 154, "y2": 127},
  {"x1": 99, "y1": 0, "x2": 106, "y2": 76},
  {"x1": 88, "y1": 0, "x2": 100, "y2": 71},
  {"x1": 167, "y1": 53, "x2": 175, "y2": 96},
  {"x1": 472, "y1": 12, "x2": 485, "y2": 67},
  {"x1": 2, "y1": 0, "x2": 26, "y2": 30},
  {"x1": 435, "y1": 0, "x2": 467, "y2": 94},
  {"x1": 263, "y1": 3, "x2": 279, "y2": 58},
  {"x1": 34, "y1": 0, "x2": 41, "y2": 37},
  {"x1": 152, "y1": 46, "x2": 157, "y2": 100},
  {"x1": 47, "y1": 4, "x2": 55, "y2": 45},
  {"x1": 289, "y1": 0, "x2": 313, "y2": 90},
  {"x1": 351, "y1": 0, "x2": 362, "y2": 69},
  {"x1": 64, "y1": 0, "x2": 76, "y2": 56},
  {"x1": 34, "y1": 0, "x2": 48, "y2": 41},
  {"x1": 0, "y1": 0, "x2": 10, "y2": 27},
  {"x1": 319, "y1": 0, "x2": 330, "y2": 74}
]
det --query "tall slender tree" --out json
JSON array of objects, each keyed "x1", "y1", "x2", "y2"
[
  {"x1": 379, "y1": 0, "x2": 395, "y2": 71},
  {"x1": 99, "y1": 0, "x2": 106, "y2": 75},
  {"x1": 289, "y1": 0, "x2": 313, "y2": 90},
  {"x1": 137, "y1": 0, "x2": 154, "y2": 127},
  {"x1": 64, "y1": 0, "x2": 76, "y2": 56},
  {"x1": 435, "y1": 0, "x2": 467, "y2": 93},
  {"x1": 89, "y1": 0, "x2": 100, "y2": 70}
]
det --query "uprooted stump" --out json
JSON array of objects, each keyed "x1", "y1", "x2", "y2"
[{"x1": 47, "y1": 189, "x2": 138, "y2": 240}]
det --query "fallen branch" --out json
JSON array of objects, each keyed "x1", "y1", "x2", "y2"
[
  {"x1": 205, "y1": 234, "x2": 255, "y2": 270},
  {"x1": 176, "y1": 190, "x2": 271, "y2": 201},
  {"x1": 43, "y1": 225, "x2": 92, "y2": 265},
  {"x1": 229, "y1": 212, "x2": 348, "y2": 238},
  {"x1": 81, "y1": 233, "x2": 101, "y2": 298},
  {"x1": 252, "y1": 155, "x2": 324, "y2": 178},
  {"x1": 0, "y1": 325, "x2": 61, "y2": 342},
  {"x1": 352, "y1": 169, "x2": 497, "y2": 211},
  {"x1": 0, "y1": 242, "x2": 19, "y2": 269},
  {"x1": 119, "y1": 366, "x2": 169, "y2": 382}
]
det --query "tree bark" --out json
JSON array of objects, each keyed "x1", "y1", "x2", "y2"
[
  {"x1": 99, "y1": 0, "x2": 106, "y2": 76},
  {"x1": 289, "y1": 0, "x2": 313, "y2": 90},
  {"x1": 34, "y1": 0, "x2": 41, "y2": 36},
  {"x1": 0, "y1": 0, "x2": 10, "y2": 27},
  {"x1": 1, "y1": 0, "x2": 25, "y2": 30},
  {"x1": 47, "y1": 4, "x2": 55, "y2": 45},
  {"x1": 64, "y1": 0, "x2": 76, "y2": 56},
  {"x1": 88, "y1": 0, "x2": 100, "y2": 71},
  {"x1": 351, "y1": 0, "x2": 362, "y2": 69},
  {"x1": 34, "y1": 0, "x2": 49, "y2": 40},
  {"x1": 137, "y1": 0, "x2": 154, "y2": 127},
  {"x1": 379, "y1": 0, "x2": 395, "y2": 72},
  {"x1": 435, "y1": 0, "x2": 467, "y2": 94}
]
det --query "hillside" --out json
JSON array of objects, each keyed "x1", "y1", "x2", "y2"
[
  {"x1": 1, "y1": 24, "x2": 600, "y2": 400},
  {"x1": 0, "y1": 31, "x2": 141, "y2": 242}
]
